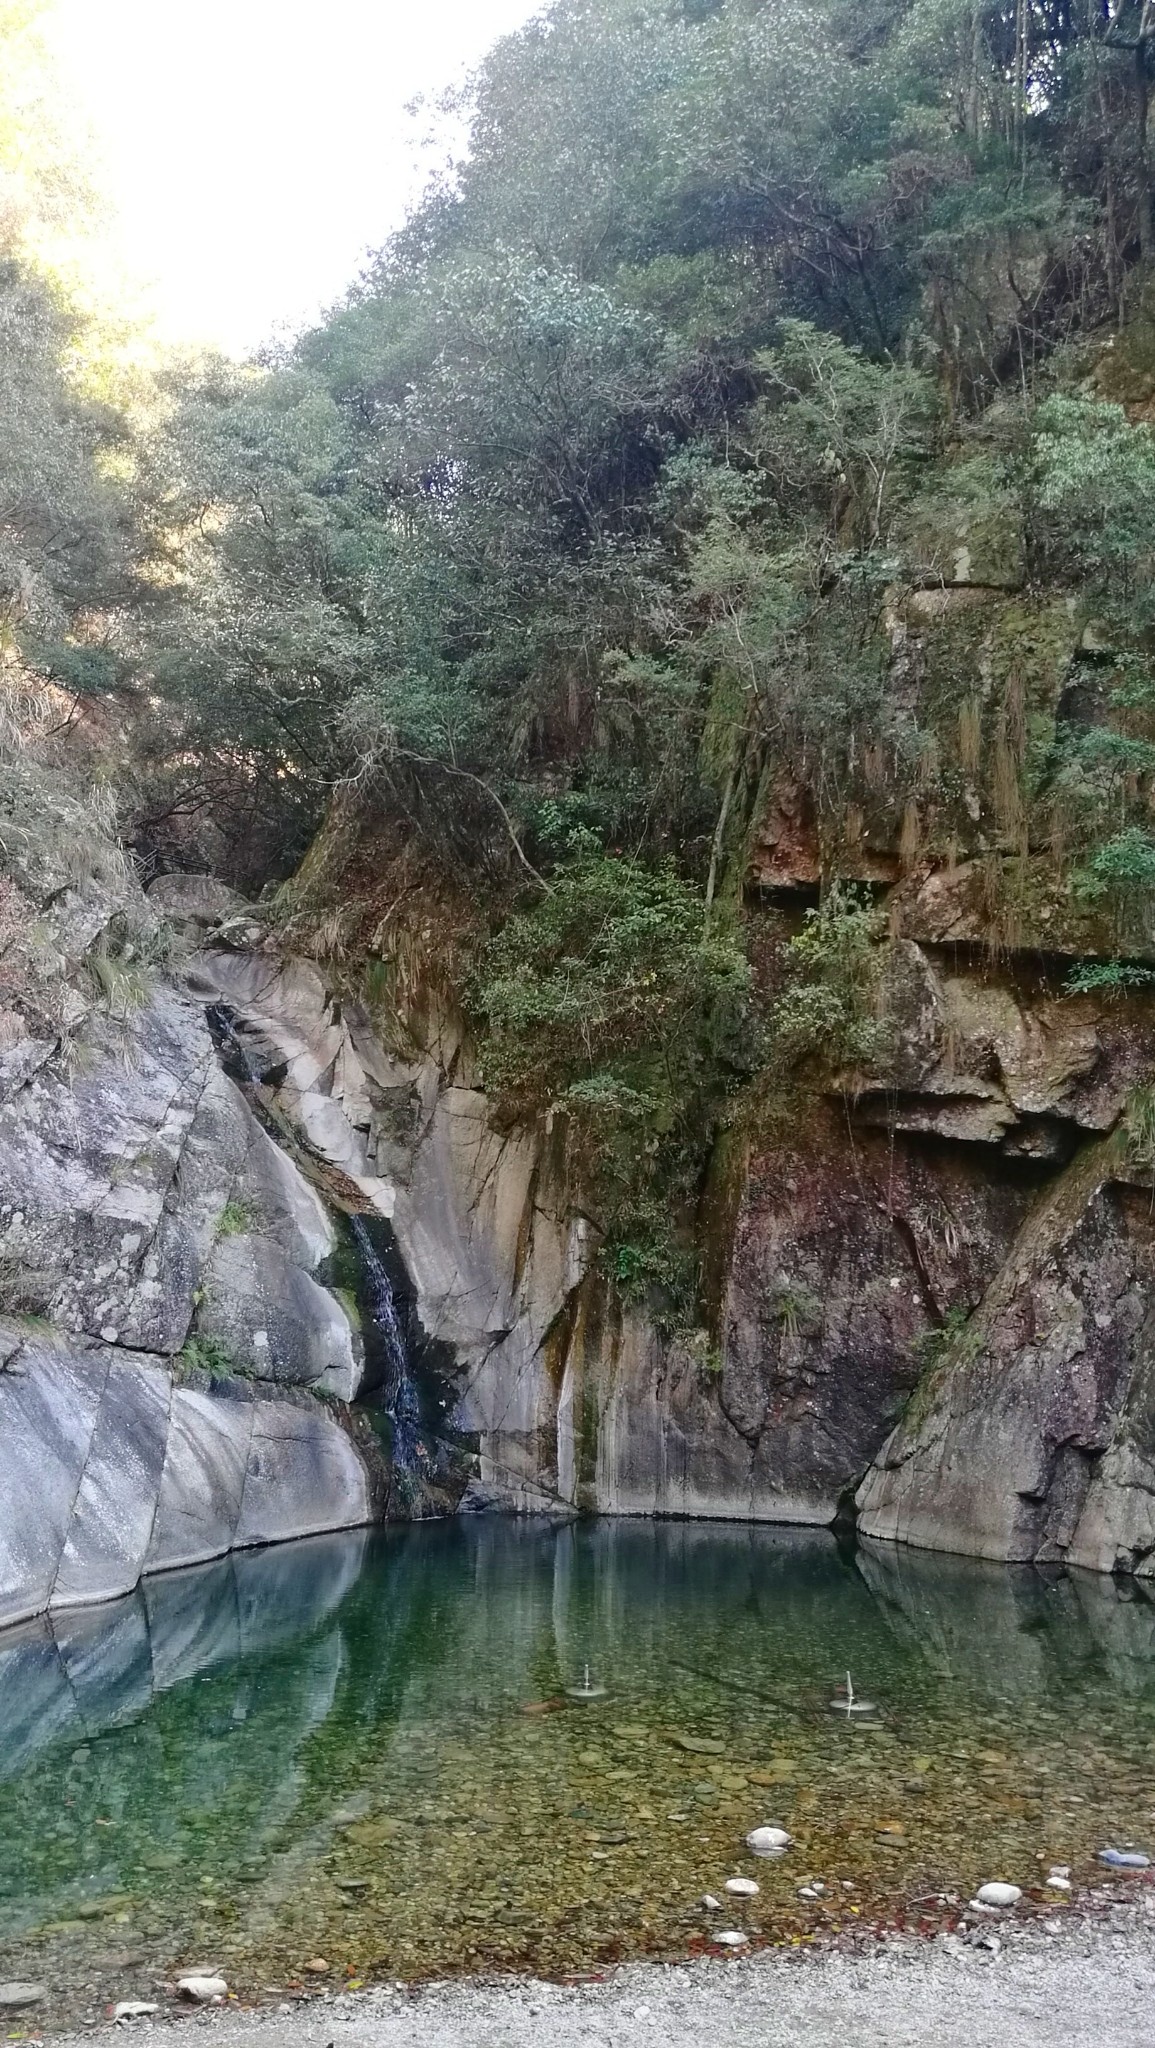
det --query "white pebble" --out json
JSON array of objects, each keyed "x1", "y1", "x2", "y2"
[
  {"x1": 975, "y1": 1883, "x2": 1021, "y2": 1908},
  {"x1": 714, "y1": 1931, "x2": 749, "y2": 1947},
  {"x1": 746, "y1": 1826, "x2": 792, "y2": 1855},
  {"x1": 176, "y1": 1975, "x2": 228, "y2": 2002},
  {"x1": 725, "y1": 1877, "x2": 759, "y2": 1897},
  {"x1": 113, "y1": 2003, "x2": 158, "y2": 2022},
  {"x1": 698, "y1": 1894, "x2": 721, "y2": 1910}
]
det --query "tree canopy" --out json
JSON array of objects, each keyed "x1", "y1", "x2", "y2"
[{"x1": 8, "y1": 0, "x2": 1155, "y2": 1305}]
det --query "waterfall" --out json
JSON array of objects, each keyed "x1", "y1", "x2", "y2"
[
  {"x1": 206, "y1": 1002, "x2": 264, "y2": 1086},
  {"x1": 350, "y1": 1216, "x2": 425, "y2": 1475}
]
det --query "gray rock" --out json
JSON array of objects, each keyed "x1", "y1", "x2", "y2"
[
  {"x1": 0, "y1": 1340, "x2": 371, "y2": 1624},
  {"x1": 148, "y1": 872, "x2": 250, "y2": 925},
  {"x1": 0, "y1": 1984, "x2": 46, "y2": 2010},
  {"x1": 196, "y1": 1233, "x2": 360, "y2": 1396},
  {"x1": 857, "y1": 1139, "x2": 1155, "y2": 1569},
  {"x1": 52, "y1": 1358, "x2": 172, "y2": 1611}
]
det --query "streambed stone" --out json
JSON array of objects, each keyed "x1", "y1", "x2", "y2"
[{"x1": 0, "y1": 1984, "x2": 46, "y2": 2011}]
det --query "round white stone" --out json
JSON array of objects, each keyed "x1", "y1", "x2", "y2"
[
  {"x1": 177, "y1": 1975, "x2": 228, "y2": 2002},
  {"x1": 975, "y1": 1883, "x2": 1021, "y2": 1908},
  {"x1": 746, "y1": 1826, "x2": 792, "y2": 1854},
  {"x1": 725, "y1": 1877, "x2": 760, "y2": 1896},
  {"x1": 714, "y1": 1931, "x2": 749, "y2": 1947}
]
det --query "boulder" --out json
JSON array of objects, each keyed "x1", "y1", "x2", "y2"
[{"x1": 147, "y1": 872, "x2": 250, "y2": 927}]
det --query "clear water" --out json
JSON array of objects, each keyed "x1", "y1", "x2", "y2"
[{"x1": 3, "y1": 1519, "x2": 1155, "y2": 2029}]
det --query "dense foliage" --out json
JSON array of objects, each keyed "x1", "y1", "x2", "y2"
[{"x1": 8, "y1": 0, "x2": 1155, "y2": 1311}]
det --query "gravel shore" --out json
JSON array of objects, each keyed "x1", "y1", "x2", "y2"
[{"x1": 45, "y1": 1895, "x2": 1155, "y2": 2048}]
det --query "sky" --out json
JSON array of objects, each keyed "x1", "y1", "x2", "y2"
[{"x1": 41, "y1": 0, "x2": 542, "y2": 355}]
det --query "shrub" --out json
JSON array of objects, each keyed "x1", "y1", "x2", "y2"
[
  {"x1": 1070, "y1": 828, "x2": 1155, "y2": 928},
  {"x1": 771, "y1": 883, "x2": 889, "y2": 1074},
  {"x1": 216, "y1": 1198, "x2": 256, "y2": 1238},
  {"x1": 473, "y1": 854, "x2": 751, "y2": 1316}
]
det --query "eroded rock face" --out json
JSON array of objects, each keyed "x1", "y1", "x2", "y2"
[
  {"x1": 0, "y1": 869, "x2": 376, "y2": 1626},
  {"x1": 192, "y1": 948, "x2": 594, "y2": 1514},
  {"x1": 189, "y1": 953, "x2": 1032, "y2": 1528},
  {"x1": 0, "y1": 1337, "x2": 371, "y2": 1628},
  {"x1": 0, "y1": 981, "x2": 362, "y2": 1395},
  {"x1": 857, "y1": 1141, "x2": 1155, "y2": 1571},
  {"x1": 845, "y1": 940, "x2": 1155, "y2": 1155},
  {"x1": 715, "y1": 1110, "x2": 1034, "y2": 1521}
]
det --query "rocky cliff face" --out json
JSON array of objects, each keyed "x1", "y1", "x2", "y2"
[
  {"x1": 188, "y1": 907, "x2": 1155, "y2": 1569},
  {"x1": 171, "y1": 569, "x2": 1155, "y2": 1575},
  {"x1": 0, "y1": 785, "x2": 379, "y2": 1629},
  {"x1": 855, "y1": 1139, "x2": 1155, "y2": 1574},
  {"x1": 10, "y1": 556, "x2": 1155, "y2": 1628}
]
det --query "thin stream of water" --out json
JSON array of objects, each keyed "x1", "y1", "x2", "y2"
[{"x1": 349, "y1": 1215, "x2": 425, "y2": 1474}]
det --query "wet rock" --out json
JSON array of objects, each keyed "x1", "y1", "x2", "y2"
[
  {"x1": 748, "y1": 1763, "x2": 796, "y2": 1786},
  {"x1": 724, "y1": 1877, "x2": 759, "y2": 1897},
  {"x1": 176, "y1": 1974, "x2": 228, "y2": 2001},
  {"x1": 0, "y1": 968, "x2": 376, "y2": 1627},
  {"x1": 1099, "y1": 1847, "x2": 1150, "y2": 1868},
  {"x1": 113, "y1": 2001, "x2": 158, "y2": 2021},
  {"x1": 713, "y1": 1931, "x2": 748, "y2": 1947},
  {"x1": 746, "y1": 1825, "x2": 792, "y2": 1855}
]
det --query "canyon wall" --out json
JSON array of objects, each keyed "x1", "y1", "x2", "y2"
[
  {"x1": 0, "y1": 793, "x2": 380, "y2": 1629},
  {"x1": 9, "y1": 560, "x2": 1155, "y2": 1627}
]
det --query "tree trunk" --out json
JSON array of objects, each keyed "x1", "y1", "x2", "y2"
[{"x1": 1138, "y1": 35, "x2": 1154, "y2": 265}]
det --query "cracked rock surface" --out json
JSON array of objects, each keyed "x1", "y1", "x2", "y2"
[{"x1": 0, "y1": 856, "x2": 374, "y2": 1629}]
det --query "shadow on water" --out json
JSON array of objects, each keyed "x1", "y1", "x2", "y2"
[{"x1": 4, "y1": 1521, "x2": 1155, "y2": 2022}]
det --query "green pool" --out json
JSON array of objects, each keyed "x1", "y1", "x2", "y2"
[{"x1": 2, "y1": 1519, "x2": 1153, "y2": 2027}]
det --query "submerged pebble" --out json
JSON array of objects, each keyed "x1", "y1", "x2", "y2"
[
  {"x1": 713, "y1": 1930, "x2": 749, "y2": 1947},
  {"x1": 746, "y1": 1826, "x2": 792, "y2": 1855},
  {"x1": 1098, "y1": 1847, "x2": 1150, "y2": 1869},
  {"x1": 724, "y1": 1877, "x2": 759, "y2": 1897}
]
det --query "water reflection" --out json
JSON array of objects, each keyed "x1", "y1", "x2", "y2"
[
  {"x1": 0, "y1": 1533, "x2": 368, "y2": 1781},
  {"x1": 857, "y1": 1536, "x2": 1155, "y2": 1699},
  {"x1": 2, "y1": 1520, "x2": 1155, "y2": 2027}
]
